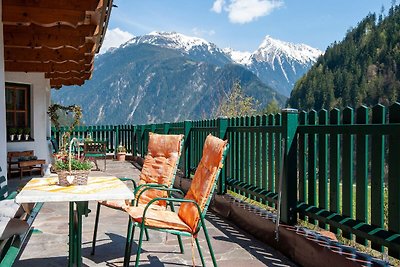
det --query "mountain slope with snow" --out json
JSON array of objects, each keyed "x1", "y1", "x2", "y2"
[
  {"x1": 52, "y1": 42, "x2": 285, "y2": 125},
  {"x1": 123, "y1": 31, "x2": 232, "y2": 66},
  {"x1": 52, "y1": 32, "x2": 321, "y2": 124},
  {"x1": 120, "y1": 32, "x2": 322, "y2": 96},
  {"x1": 226, "y1": 36, "x2": 323, "y2": 96}
]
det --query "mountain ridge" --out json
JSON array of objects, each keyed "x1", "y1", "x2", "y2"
[
  {"x1": 109, "y1": 31, "x2": 322, "y2": 96},
  {"x1": 53, "y1": 43, "x2": 286, "y2": 125}
]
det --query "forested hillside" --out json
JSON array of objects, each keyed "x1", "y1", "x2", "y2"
[{"x1": 288, "y1": 5, "x2": 400, "y2": 110}]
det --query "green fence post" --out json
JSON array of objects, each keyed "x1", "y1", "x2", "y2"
[
  {"x1": 115, "y1": 125, "x2": 120, "y2": 158},
  {"x1": 388, "y1": 103, "x2": 400, "y2": 258},
  {"x1": 183, "y1": 120, "x2": 192, "y2": 178},
  {"x1": 131, "y1": 125, "x2": 136, "y2": 157},
  {"x1": 281, "y1": 108, "x2": 298, "y2": 225},
  {"x1": 137, "y1": 125, "x2": 143, "y2": 157},
  {"x1": 151, "y1": 124, "x2": 156, "y2": 133},
  {"x1": 164, "y1": 123, "x2": 170, "y2": 134},
  {"x1": 217, "y1": 117, "x2": 228, "y2": 194}
]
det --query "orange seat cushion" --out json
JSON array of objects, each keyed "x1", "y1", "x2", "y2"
[
  {"x1": 99, "y1": 199, "x2": 130, "y2": 210},
  {"x1": 125, "y1": 205, "x2": 192, "y2": 233},
  {"x1": 178, "y1": 135, "x2": 227, "y2": 232},
  {"x1": 124, "y1": 134, "x2": 227, "y2": 235},
  {"x1": 99, "y1": 133, "x2": 184, "y2": 209},
  {"x1": 136, "y1": 133, "x2": 184, "y2": 207}
]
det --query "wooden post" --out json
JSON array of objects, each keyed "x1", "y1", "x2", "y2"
[{"x1": 280, "y1": 108, "x2": 298, "y2": 225}]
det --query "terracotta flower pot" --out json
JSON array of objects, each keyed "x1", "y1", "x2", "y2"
[{"x1": 116, "y1": 152, "x2": 126, "y2": 161}]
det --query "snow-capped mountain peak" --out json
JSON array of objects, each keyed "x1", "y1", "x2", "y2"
[
  {"x1": 116, "y1": 32, "x2": 321, "y2": 97},
  {"x1": 124, "y1": 31, "x2": 220, "y2": 54},
  {"x1": 254, "y1": 35, "x2": 322, "y2": 65},
  {"x1": 223, "y1": 47, "x2": 251, "y2": 65},
  {"x1": 224, "y1": 35, "x2": 322, "y2": 96}
]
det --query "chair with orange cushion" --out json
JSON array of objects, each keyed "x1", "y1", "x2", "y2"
[
  {"x1": 123, "y1": 134, "x2": 229, "y2": 267},
  {"x1": 91, "y1": 132, "x2": 184, "y2": 255}
]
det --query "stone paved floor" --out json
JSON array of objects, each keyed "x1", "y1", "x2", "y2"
[{"x1": 8, "y1": 160, "x2": 297, "y2": 267}]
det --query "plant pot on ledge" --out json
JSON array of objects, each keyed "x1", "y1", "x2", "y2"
[
  {"x1": 116, "y1": 145, "x2": 127, "y2": 161},
  {"x1": 116, "y1": 152, "x2": 126, "y2": 161}
]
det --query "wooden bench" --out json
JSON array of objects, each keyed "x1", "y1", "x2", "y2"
[
  {"x1": 0, "y1": 168, "x2": 43, "y2": 267},
  {"x1": 7, "y1": 151, "x2": 45, "y2": 179}
]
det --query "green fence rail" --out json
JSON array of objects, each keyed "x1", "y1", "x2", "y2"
[{"x1": 51, "y1": 103, "x2": 400, "y2": 258}]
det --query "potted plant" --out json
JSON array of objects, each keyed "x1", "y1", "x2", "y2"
[
  {"x1": 116, "y1": 144, "x2": 127, "y2": 161},
  {"x1": 53, "y1": 153, "x2": 92, "y2": 186},
  {"x1": 16, "y1": 128, "x2": 23, "y2": 141},
  {"x1": 53, "y1": 138, "x2": 92, "y2": 186},
  {"x1": 23, "y1": 127, "x2": 31, "y2": 140},
  {"x1": 8, "y1": 127, "x2": 17, "y2": 141}
]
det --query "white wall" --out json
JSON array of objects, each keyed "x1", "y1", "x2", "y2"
[
  {"x1": 0, "y1": 0, "x2": 7, "y2": 181},
  {"x1": 5, "y1": 72, "x2": 51, "y2": 167}
]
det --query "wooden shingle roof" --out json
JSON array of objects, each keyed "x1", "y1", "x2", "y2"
[{"x1": 2, "y1": 0, "x2": 113, "y2": 88}]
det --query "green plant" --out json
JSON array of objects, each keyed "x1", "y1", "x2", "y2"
[
  {"x1": 8, "y1": 128, "x2": 17, "y2": 135},
  {"x1": 84, "y1": 133, "x2": 93, "y2": 142},
  {"x1": 117, "y1": 144, "x2": 126, "y2": 153},
  {"x1": 47, "y1": 104, "x2": 82, "y2": 152},
  {"x1": 16, "y1": 128, "x2": 23, "y2": 135},
  {"x1": 53, "y1": 157, "x2": 92, "y2": 171},
  {"x1": 215, "y1": 81, "x2": 258, "y2": 117},
  {"x1": 23, "y1": 127, "x2": 31, "y2": 135}
]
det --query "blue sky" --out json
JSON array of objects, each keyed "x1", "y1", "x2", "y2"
[{"x1": 102, "y1": 0, "x2": 394, "y2": 53}]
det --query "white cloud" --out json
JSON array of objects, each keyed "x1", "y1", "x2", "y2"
[
  {"x1": 192, "y1": 27, "x2": 216, "y2": 37},
  {"x1": 211, "y1": 0, "x2": 225, "y2": 13},
  {"x1": 211, "y1": 0, "x2": 283, "y2": 24},
  {"x1": 99, "y1": 28, "x2": 134, "y2": 54}
]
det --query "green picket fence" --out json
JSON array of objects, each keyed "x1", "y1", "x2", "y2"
[{"x1": 51, "y1": 103, "x2": 400, "y2": 258}]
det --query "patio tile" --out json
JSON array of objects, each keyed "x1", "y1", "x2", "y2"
[{"x1": 9, "y1": 160, "x2": 297, "y2": 266}]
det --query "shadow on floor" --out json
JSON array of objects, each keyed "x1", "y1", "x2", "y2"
[
  {"x1": 83, "y1": 232, "x2": 202, "y2": 267},
  {"x1": 14, "y1": 256, "x2": 90, "y2": 267},
  {"x1": 205, "y1": 211, "x2": 296, "y2": 267}
]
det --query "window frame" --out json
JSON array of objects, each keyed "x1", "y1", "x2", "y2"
[{"x1": 5, "y1": 82, "x2": 32, "y2": 137}]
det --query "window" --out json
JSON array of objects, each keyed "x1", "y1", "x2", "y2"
[{"x1": 6, "y1": 83, "x2": 31, "y2": 133}]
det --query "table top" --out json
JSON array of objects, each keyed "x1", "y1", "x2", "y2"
[{"x1": 16, "y1": 176, "x2": 134, "y2": 203}]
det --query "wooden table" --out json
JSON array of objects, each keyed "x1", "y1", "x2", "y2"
[{"x1": 16, "y1": 176, "x2": 134, "y2": 267}]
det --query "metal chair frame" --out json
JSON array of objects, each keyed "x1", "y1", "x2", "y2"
[
  {"x1": 123, "y1": 142, "x2": 229, "y2": 267},
  {"x1": 91, "y1": 134, "x2": 184, "y2": 255}
]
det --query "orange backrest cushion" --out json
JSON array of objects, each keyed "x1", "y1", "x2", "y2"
[
  {"x1": 178, "y1": 134, "x2": 227, "y2": 232},
  {"x1": 137, "y1": 132, "x2": 184, "y2": 206}
]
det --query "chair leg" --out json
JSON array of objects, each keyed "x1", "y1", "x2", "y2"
[
  {"x1": 91, "y1": 202, "x2": 101, "y2": 255},
  {"x1": 124, "y1": 219, "x2": 135, "y2": 267},
  {"x1": 177, "y1": 235, "x2": 184, "y2": 253},
  {"x1": 145, "y1": 228, "x2": 149, "y2": 241},
  {"x1": 195, "y1": 237, "x2": 206, "y2": 267},
  {"x1": 134, "y1": 224, "x2": 146, "y2": 267},
  {"x1": 202, "y1": 223, "x2": 218, "y2": 267}
]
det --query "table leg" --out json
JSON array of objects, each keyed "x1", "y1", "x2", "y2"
[
  {"x1": 69, "y1": 201, "x2": 90, "y2": 267},
  {"x1": 69, "y1": 202, "x2": 75, "y2": 267}
]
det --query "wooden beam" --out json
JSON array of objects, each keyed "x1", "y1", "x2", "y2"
[
  {"x1": 3, "y1": 0, "x2": 101, "y2": 12},
  {"x1": 4, "y1": 24, "x2": 99, "y2": 39},
  {"x1": 5, "y1": 61, "x2": 93, "y2": 73},
  {"x1": 45, "y1": 72, "x2": 92, "y2": 80},
  {"x1": 4, "y1": 47, "x2": 94, "y2": 63},
  {"x1": 50, "y1": 78, "x2": 85, "y2": 88},
  {"x1": 4, "y1": 26, "x2": 97, "y2": 48},
  {"x1": 5, "y1": 41, "x2": 96, "y2": 54},
  {"x1": 3, "y1": 6, "x2": 101, "y2": 27}
]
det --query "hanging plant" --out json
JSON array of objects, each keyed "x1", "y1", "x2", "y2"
[
  {"x1": 48, "y1": 104, "x2": 82, "y2": 131},
  {"x1": 47, "y1": 104, "x2": 83, "y2": 151}
]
